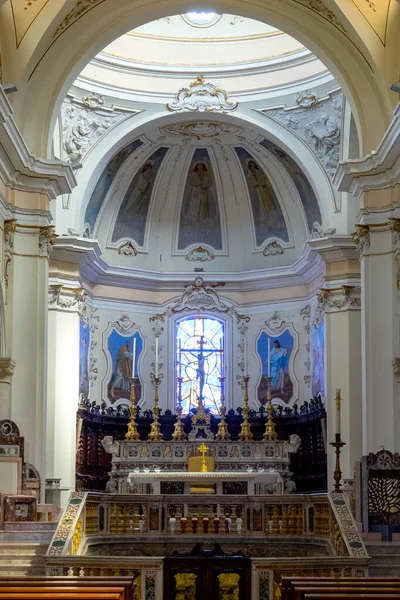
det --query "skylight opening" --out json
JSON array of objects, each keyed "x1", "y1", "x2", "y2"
[{"x1": 183, "y1": 12, "x2": 221, "y2": 27}]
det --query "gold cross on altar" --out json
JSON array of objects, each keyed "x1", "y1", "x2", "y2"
[{"x1": 198, "y1": 443, "x2": 209, "y2": 472}]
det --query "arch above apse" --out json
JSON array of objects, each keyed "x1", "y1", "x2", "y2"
[
  {"x1": 64, "y1": 111, "x2": 336, "y2": 239},
  {"x1": 4, "y1": 0, "x2": 395, "y2": 158}
]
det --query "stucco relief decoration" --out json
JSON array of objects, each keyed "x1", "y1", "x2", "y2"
[
  {"x1": 185, "y1": 246, "x2": 215, "y2": 262},
  {"x1": 317, "y1": 286, "x2": 361, "y2": 316},
  {"x1": 237, "y1": 314, "x2": 251, "y2": 388},
  {"x1": 293, "y1": 0, "x2": 346, "y2": 32},
  {"x1": 52, "y1": 0, "x2": 104, "y2": 40},
  {"x1": 4, "y1": 220, "x2": 17, "y2": 305},
  {"x1": 115, "y1": 315, "x2": 136, "y2": 333},
  {"x1": 61, "y1": 94, "x2": 136, "y2": 165},
  {"x1": 48, "y1": 285, "x2": 86, "y2": 310},
  {"x1": 310, "y1": 222, "x2": 337, "y2": 239},
  {"x1": 164, "y1": 277, "x2": 230, "y2": 314},
  {"x1": 39, "y1": 227, "x2": 57, "y2": 257},
  {"x1": 300, "y1": 304, "x2": 312, "y2": 387},
  {"x1": 390, "y1": 219, "x2": 400, "y2": 287},
  {"x1": 0, "y1": 358, "x2": 16, "y2": 383},
  {"x1": 167, "y1": 75, "x2": 238, "y2": 113},
  {"x1": 259, "y1": 91, "x2": 343, "y2": 179},
  {"x1": 352, "y1": 225, "x2": 370, "y2": 257},
  {"x1": 265, "y1": 311, "x2": 287, "y2": 332},
  {"x1": 160, "y1": 121, "x2": 243, "y2": 139},
  {"x1": 89, "y1": 308, "x2": 99, "y2": 386},
  {"x1": 118, "y1": 241, "x2": 138, "y2": 256},
  {"x1": 263, "y1": 241, "x2": 284, "y2": 256}
]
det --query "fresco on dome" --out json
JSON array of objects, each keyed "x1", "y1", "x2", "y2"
[
  {"x1": 234, "y1": 147, "x2": 289, "y2": 247},
  {"x1": 260, "y1": 139, "x2": 322, "y2": 233},
  {"x1": 312, "y1": 320, "x2": 325, "y2": 398},
  {"x1": 79, "y1": 319, "x2": 90, "y2": 399},
  {"x1": 178, "y1": 148, "x2": 223, "y2": 250},
  {"x1": 257, "y1": 329, "x2": 294, "y2": 405},
  {"x1": 84, "y1": 139, "x2": 143, "y2": 235},
  {"x1": 112, "y1": 147, "x2": 169, "y2": 247},
  {"x1": 107, "y1": 329, "x2": 143, "y2": 404}
]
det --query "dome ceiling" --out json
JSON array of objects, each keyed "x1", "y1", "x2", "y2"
[{"x1": 83, "y1": 118, "x2": 322, "y2": 276}]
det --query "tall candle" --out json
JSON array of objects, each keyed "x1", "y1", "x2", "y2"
[
  {"x1": 244, "y1": 338, "x2": 247, "y2": 374},
  {"x1": 155, "y1": 336, "x2": 159, "y2": 377},
  {"x1": 336, "y1": 388, "x2": 341, "y2": 435},
  {"x1": 132, "y1": 337, "x2": 136, "y2": 378},
  {"x1": 268, "y1": 338, "x2": 271, "y2": 378}
]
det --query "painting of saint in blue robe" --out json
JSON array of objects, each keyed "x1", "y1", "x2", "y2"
[
  {"x1": 260, "y1": 139, "x2": 322, "y2": 234},
  {"x1": 84, "y1": 138, "x2": 143, "y2": 235},
  {"x1": 107, "y1": 330, "x2": 143, "y2": 404},
  {"x1": 112, "y1": 147, "x2": 169, "y2": 247},
  {"x1": 79, "y1": 319, "x2": 90, "y2": 399},
  {"x1": 257, "y1": 330, "x2": 294, "y2": 404},
  {"x1": 312, "y1": 320, "x2": 325, "y2": 397},
  {"x1": 234, "y1": 147, "x2": 289, "y2": 247},
  {"x1": 178, "y1": 148, "x2": 222, "y2": 250}
]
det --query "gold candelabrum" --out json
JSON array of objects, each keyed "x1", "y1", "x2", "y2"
[
  {"x1": 239, "y1": 376, "x2": 253, "y2": 441},
  {"x1": 125, "y1": 377, "x2": 140, "y2": 441},
  {"x1": 172, "y1": 377, "x2": 187, "y2": 441},
  {"x1": 263, "y1": 375, "x2": 277, "y2": 441},
  {"x1": 216, "y1": 376, "x2": 230, "y2": 441},
  {"x1": 148, "y1": 375, "x2": 163, "y2": 441}
]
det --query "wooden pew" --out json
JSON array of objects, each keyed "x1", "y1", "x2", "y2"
[
  {"x1": 282, "y1": 577, "x2": 400, "y2": 600},
  {"x1": 0, "y1": 576, "x2": 136, "y2": 600},
  {"x1": 303, "y1": 595, "x2": 400, "y2": 599}
]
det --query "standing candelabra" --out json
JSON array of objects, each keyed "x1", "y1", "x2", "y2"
[
  {"x1": 172, "y1": 377, "x2": 186, "y2": 441},
  {"x1": 263, "y1": 376, "x2": 277, "y2": 441},
  {"x1": 330, "y1": 388, "x2": 345, "y2": 491},
  {"x1": 125, "y1": 377, "x2": 140, "y2": 441},
  {"x1": 216, "y1": 376, "x2": 230, "y2": 441},
  {"x1": 239, "y1": 376, "x2": 253, "y2": 441},
  {"x1": 148, "y1": 376, "x2": 163, "y2": 441}
]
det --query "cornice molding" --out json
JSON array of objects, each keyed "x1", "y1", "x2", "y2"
[
  {"x1": 307, "y1": 234, "x2": 359, "y2": 262},
  {"x1": 334, "y1": 102, "x2": 400, "y2": 198},
  {"x1": 0, "y1": 86, "x2": 76, "y2": 200},
  {"x1": 50, "y1": 236, "x2": 324, "y2": 293}
]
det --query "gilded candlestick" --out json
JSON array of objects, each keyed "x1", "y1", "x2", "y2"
[
  {"x1": 239, "y1": 376, "x2": 253, "y2": 441},
  {"x1": 263, "y1": 376, "x2": 277, "y2": 441},
  {"x1": 172, "y1": 377, "x2": 186, "y2": 441},
  {"x1": 149, "y1": 375, "x2": 163, "y2": 441},
  {"x1": 216, "y1": 376, "x2": 229, "y2": 441},
  {"x1": 125, "y1": 377, "x2": 140, "y2": 441},
  {"x1": 330, "y1": 434, "x2": 346, "y2": 492}
]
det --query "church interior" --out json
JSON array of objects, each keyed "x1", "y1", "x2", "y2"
[{"x1": 0, "y1": 0, "x2": 399, "y2": 598}]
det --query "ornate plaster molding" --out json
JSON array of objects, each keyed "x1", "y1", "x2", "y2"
[
  {"x1": 258, "y1": 90, "x2": 343, "y2": 179},
  {"x1": 0, "y1": 358, "x2": 16, "y2": 383},
  {"x1": 392, "y1": 358, "x2": 400, "y2": 381},
  {"x1": 0, "y1": 87, "x2": 75, "y2": 199},
  {"x1": 263, "y1": 241, "x2": 284, "y2": 256},
  {"x1": 4, "y1": 219, "x2": 17, "y2": 252},
  {"x1": 334, "y1": 103, "x2": 400, "y2": 197},
  {"x1": 39, "y1": 226, "x2": 57, "y2": 257},
  {"x1": 48, "y1": 284, "x2": 86, "y2": 311},
  {"x1": 316, "y1": 285, "x2": 361, "y2": 316},
  {"x1": 265, "y1": 311, "x2": 287, "y2": 332},
  {"x1": 52, "y1": 0, "x2": 104, "y2": 40},
  {"x1": 300, "y1": 304, "x2": 312, "y2": 388},
  {"x1": 352, "y1": 225, "x2": 370, "y2": 257},
  {"x1": 160, "y1": 121, "x2": 242, "y2": 140},
  {"x1": 185, "y1": 246, "x2": 215, "y2": 262},
  {"x1": 61, "y1": 94, "x2": 140, "y2": 165},
  {"x1": 167, "y1": 76, "x2": 238, "y2": 114},
  {"x1": 117, "y1": 241, "x2": 137, "y2": 256}
]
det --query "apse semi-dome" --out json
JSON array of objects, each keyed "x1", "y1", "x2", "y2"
[{"x1": 83, "y1": 119, "x2": 322, "y2": 275}]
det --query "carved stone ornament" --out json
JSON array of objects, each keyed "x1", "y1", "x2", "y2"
[
  {"x1": 39, "y1": 227, "x2": 57, "y2": 257},
  {"x1": 4, "y1": 220, "x2": 17, "y2": 251},
  {"x1": 48, "y1": 285, "x2": 86, "y2": 310},
  {"x1": 185, "y1": 246, "x2": 215, "y2": 262},
  {"x1": 0, "y1": 358, "x2": 16, "y2": 383},
  {"x1": 82, "y1": 94, "x2": 105, "y2": 111},
  {"x1": 118, "y1": 241, "x2": 137, "y2": 256},
  {"x1": 352, "y1": 225, "x2": 370, "y2": 257},
  {"x1": 115, "y1": 315, "x2": 136, "y2": 333},
  {"x1": 170, "y1": 277, "x2": 229, "y2": 313},
  {"x1": 296, "y1": 90, "x2": 318, "y2": 109},
  {"x1": 263, "y1": 241, "x2": 284, "y2": 256},
  {"x1": 160, "y1": 121, "x2": 243, "y2": 140},
  {"x1": 389, "y1": 218, "x2": 400, "y2": 247},
  {"x1": 310, "y1": 222, "x2": 337, "y2": 239},
  {"x1": 316, "y1": 285, "x2": 361, "y2": 315},
  {"x1": 167, "y1": 75, "x2": 238, "y2": 114}
]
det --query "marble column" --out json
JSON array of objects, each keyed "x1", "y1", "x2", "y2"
[
  {"x1": 46, "y1": 283, "x2": 85, "y2": 506},
  {"x1": 309, "y1": 236, "x2": 362, "y2": 480}
]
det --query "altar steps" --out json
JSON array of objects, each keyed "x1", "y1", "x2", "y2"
[
  {"x1": 0, "y1": 543, "x2": 47, "y2": 576},
  {"x1": 366, "y1": 542, "x2": 400, "y2": 576}
]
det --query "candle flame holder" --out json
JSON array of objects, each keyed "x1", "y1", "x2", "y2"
[
  {"x1": 263, "y1": 376, "x2": 277, "y2": 441},
  {"x1": 239, "y1": 376, "x2": 253, "y2": 441},
  {"x1": 125, "y1": 377, "x2": 140, "y2": 441},
  {"x1": 330, "y1": 434, "x2": 346, "y2": 492},
  {"x1": 148, "y1": 375, "x2": 163, "y2": 441},
  {"x1": 172, "y1": 377, "x2": 186, "y2": 441},
  {"x1": 216, "y1": 376, "x2": 230, "y2": 441}
]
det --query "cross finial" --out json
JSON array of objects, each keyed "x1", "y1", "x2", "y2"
[{"x1": 198, "y1": 443, "x2": 209, "y2": 458}]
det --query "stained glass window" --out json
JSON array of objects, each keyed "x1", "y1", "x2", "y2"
[{"x1": 176, "y1": 317, "x2": 224, "y2": 414}]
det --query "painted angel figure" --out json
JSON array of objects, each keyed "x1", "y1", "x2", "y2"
[{"x1": 186, "y1": 162, "x2": 213, "y2": 222}]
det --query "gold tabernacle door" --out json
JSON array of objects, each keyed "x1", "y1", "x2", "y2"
[{"x1": 188, "y1": 450, "x2": 216, "y2": 493}]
